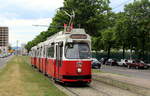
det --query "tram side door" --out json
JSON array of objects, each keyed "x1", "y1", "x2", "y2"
[{"x1": 56, "y1": 42, "x2": 63, "y2": 79}]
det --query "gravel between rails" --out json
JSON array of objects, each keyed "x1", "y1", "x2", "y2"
[
  {"x1": 54, "y1": 83, "x2": 80, "y2": 96},
  {"x1": 53, "y1": 79, "x2": 140, "y2": 96}
]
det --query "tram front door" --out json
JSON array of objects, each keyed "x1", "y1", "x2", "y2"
[{"x1": 55, "y1": 42, "x2": 63, "y2": 80}]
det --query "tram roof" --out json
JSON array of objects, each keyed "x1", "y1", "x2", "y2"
[
  {"x1": 31, "y1": 46, "x2": 37, "y2": 50},
  {"x1": 31, "y1": 28, "x2": 91, "y2": 48},
  {"x1": 47, "y1": 28, "x2": 86, "y2": 40},
  {"x1": 37, "y1": 42, "x2": 44, "y2": 47}
]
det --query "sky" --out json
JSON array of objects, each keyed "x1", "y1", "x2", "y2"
[{"x1": 0, "y1": 0, "x2": 134, "y2": 47}]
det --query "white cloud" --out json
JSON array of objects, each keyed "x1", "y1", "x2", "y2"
[
  {"x1": 0, "y1": 16, "x2": 52, "y2": 46},
  {"x1": 0, "y1": 0, "x2": 134, "y2": 47},
  {"x1": 2, "y1": 18, "x2": 51, "y2": 27},
  {"x1": 0, "y1": 0, "x2": 64, "y2": 47},
  {"x1": 2, "y1": 0, "x2": 64, "y2": 11}
]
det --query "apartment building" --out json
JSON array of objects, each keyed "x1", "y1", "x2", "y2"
[{"x1": 0, "y1": 27, "x2": 9, "y2": 52}]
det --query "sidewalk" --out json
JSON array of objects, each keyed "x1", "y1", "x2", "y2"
[{"x1": 0, "y1": 56, "x2": 12, "y2": 69}]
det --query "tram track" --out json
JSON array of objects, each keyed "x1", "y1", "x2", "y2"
[
  {"x1": 60, "y1": 85, "x2": 80, "y2": 96},
  {"x1": 51, "y1": 81, "x2": 80, "y2": 96},
  {"x1": 32, "y1": 68, "x2": 139, "y2": 96},
  {"x1": 53, "y1": 78, "x2": 141, "y2": 96},
  {"x1": 89, "y1": 85, "x2": 111, "y2": 96},
  {"x1": 93, "y1": 73, "x2": 150, "y2": 96},
  {"x1": 63, "y1": 82, "x2": 113, "y2": 96},
  {"x1": 30, "y1": 63, "x2": 140, "y2": 96},
  {"x1": 29, "y1": 65, "x2": 141, "y2": 96}
]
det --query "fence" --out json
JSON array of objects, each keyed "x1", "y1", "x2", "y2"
[{"x1": 92, "y1": 52, "x2": 150, "y2": 63}]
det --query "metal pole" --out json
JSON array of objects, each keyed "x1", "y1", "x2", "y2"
[{"x1": 17, "y1": 40, "x2": 18, "y2": 55}]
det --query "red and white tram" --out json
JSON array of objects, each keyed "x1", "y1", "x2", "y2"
[
  {"x1": 30, "y1": 28, "x2": 92, "y2": 84},
  {"x1": 31, "y1": 46, "x2": 37, "y2": 67}
]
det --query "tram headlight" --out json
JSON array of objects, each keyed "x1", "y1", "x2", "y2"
[{"x1": 77, "y1": 68, "x2": 82, "y2": 73}]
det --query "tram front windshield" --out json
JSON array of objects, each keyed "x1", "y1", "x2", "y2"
[{"x1": 65, "y1": 43, "x2": 91, "y2": 59}]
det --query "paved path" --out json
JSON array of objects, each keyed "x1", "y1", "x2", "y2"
[
  {"x1": 0, "y1": 56, "x2": 12, "y2": 68},
  {"x1": 101, "y1": 65, "x2": 150, "y2": 80}
]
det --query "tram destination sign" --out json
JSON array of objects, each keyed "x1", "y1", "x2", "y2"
[{"x1": 70, "y1": 34, "x2": 87, "y2": 39}]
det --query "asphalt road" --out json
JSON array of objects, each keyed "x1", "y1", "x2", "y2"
[
  {"x1": 0, "y1": 56, "x2": 12, "y2": 68},
  {"x1": 101, "y1": 65, "x2": 150, "y2": 80}
]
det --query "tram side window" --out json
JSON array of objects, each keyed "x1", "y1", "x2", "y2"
[
  {"x1": 35, "y1": 51, "x2": 37, "y2": 57},
  {"x1": 36, "y1": 50, "x2": 38, "y2": 57},
  {"x1": 44, "y1": 47, "x2": 47, "y2": 58},
  {"x1": 40, "y1": 48, "x2": 43, "y2": 57},
  {"x1": 41, "y1": 47, "x2": 44, "y2": 57},
  {"x1": 45, "y1": 47, "x2": 47, "y2": 57},
  {"x1": 37, "y1": 49, "x2": 39, "y2": 57},
  {"x1": 60, "y1": 46, "x2": 63, "y2": 58},
  {"x1": 47, "y1": 46, "x2": 54, "y2": 58},
  {"x1": 38, "y1": 49, "x2": 41, "y2": 57},
  {"x1": 43, "y1": 47, "x2": 46, "y2": 57},
  {"x1": 30, "y1": 52, "x2": 31, "y2": 57},
  {"x1": 34, "y1": 51, "x2": 36, "y2": 57},
  {"x1": 32, "y1": 51, "x2": 33, "y2": 57}
]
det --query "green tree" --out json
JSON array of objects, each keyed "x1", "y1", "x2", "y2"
[
  {"x1": 25, "y1": 31, "x2": 50, "y2": 52},
  {"x1": 101, "y1": 27, "x2": 116, "y2": 58},
  {"x1": 114, "y1": 12, "x2": 131, "y2": 59},
  {"x1": 26, "y1": 0, "x2": 112, "y2": 52},
  {"x1": 59, "y1": 0, "x2": 111, "y2": 36},
  {"x1": 124, "y1": 0, "x2": 150, "y2": 59}
]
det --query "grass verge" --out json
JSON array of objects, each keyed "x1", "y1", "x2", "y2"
[
  {"x1": 92, "y1": 69, "x2": 104, "y2": 73},
  {"x1": 0, "y1": 56, "x2": 67, "y2": 96}
]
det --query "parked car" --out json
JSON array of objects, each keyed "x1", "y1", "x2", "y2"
[
  {"x1": 100, "y1": 57, "x2": 108, "y2": 64},
  {"x1": 126, "y1": 60, "x2": 149, "y2": 69},
  {"x1": 2, "y1": 53, "x2": 8, "y2": 58},
  {"x1": 147, "y1": 64, "x2": 150, "y2": 68},
  {"x1": 0, "y1": 53, "x2": 11, "y2": 58},
  {"x1": 0, "y1": 54, "x2": 3, "y2": 58},
  {"x1": 118, "y1": 59, "x2": 130, "y2": 66},
  {"x1": 91, "y1": 58, "x2": 101, "y2": 69},
  {"x1": 105, "y1": 58, "x2": 118, "y2": 66}
]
